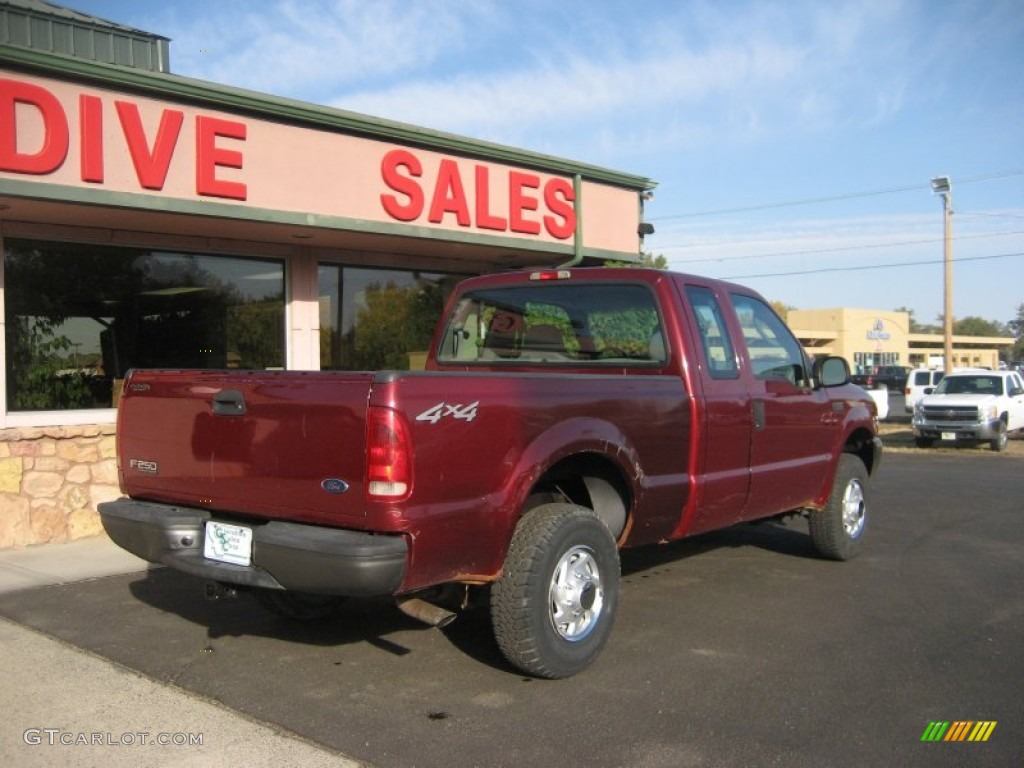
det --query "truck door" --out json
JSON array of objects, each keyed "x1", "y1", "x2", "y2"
[
  {"x1": 678, "y1": 283, "x2": 753, "y2": 533},
  {"x1": 1009, "y1": 373, "x2": 1024, "y2": 429},
  {"x1": 728, "y1": 293, "x2": 836, "y2": 518}
]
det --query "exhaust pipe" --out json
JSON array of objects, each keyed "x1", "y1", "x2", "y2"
[{"x1": 397, "y1": 597, "x2": 457, "y2": 628}]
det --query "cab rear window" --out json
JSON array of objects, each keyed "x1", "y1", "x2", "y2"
[{"x1": 436, "y1": 283, "x2": 665, "y2": 365}]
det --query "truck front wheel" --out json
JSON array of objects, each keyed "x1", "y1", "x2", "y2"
[
  {"x1": 809, "y1": 454, "x2": 868, "y2": 561},
  {"x1": 990, "y1": 420, "x2": 1008, "y2": 452},
  {"x1": 491, "y1": 503, "x2": 620, "y2": 679}
]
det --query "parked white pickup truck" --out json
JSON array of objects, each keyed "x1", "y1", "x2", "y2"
[{"x1": 913, "y1": 369, "x2": 1024, "y2": 451}]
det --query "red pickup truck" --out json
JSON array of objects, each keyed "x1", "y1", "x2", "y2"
[{"x1": 100, "y1": 267, "x2": 881, "y2": 678}]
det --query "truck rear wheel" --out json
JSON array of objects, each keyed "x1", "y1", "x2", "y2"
[
  {"x1": 491, "y1": 503, "x2": 620, "y2": 679},
  {"x1": 809, "y1": 454, "x2": 868, "y2": 561}
]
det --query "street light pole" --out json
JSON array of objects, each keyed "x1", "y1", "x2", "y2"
[{"x1": 931, "y1": 176, "x2": 954, "y2": 372}]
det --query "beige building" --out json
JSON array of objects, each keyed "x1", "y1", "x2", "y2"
[{"x1": 789, "y1": 308, "x2": 1013, "y2": 374}]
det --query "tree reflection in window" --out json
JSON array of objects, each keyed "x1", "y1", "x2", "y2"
[
  {"x1": 318, "y1": 266, "x2": 462, "y2": 371},
  {"x1": 4, "y1": 239, "x2": 284, "y2": 411}
]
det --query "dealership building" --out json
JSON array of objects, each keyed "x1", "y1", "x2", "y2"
[
  {"x1": 0, "y1": 2, "x2": 1013, "y2": 549},
  {"x1": 0, "y1": 1, "x2": 656, "y2": 548},
  {"x1": 789, "y1": 308, "x2": 1012, "y2": 374}
]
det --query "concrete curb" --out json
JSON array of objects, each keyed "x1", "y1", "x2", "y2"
[{"x1": 0, "y1": 535, "x2": 362, "y2": 767}]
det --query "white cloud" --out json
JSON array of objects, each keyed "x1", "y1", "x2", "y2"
[
  {"x1": 139, "y1": 0, "x2": 954, "y2": 167},
  {"x1": 158, "y1": 0, "x2": 489, "y2": 99},
  {"x1": 333, "y1": 36, "x2": 804, "y2": 132}
]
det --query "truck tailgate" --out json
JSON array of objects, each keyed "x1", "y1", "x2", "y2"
[{"x1": 117, "y1": 369, "x2": 375, "y2": 526}]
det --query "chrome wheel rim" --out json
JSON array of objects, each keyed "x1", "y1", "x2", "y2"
[
  {"x1": 548, "y1": 545, "x2": 604, "y2": 642},
  {"x1": 842, "y1": 479, "x2": 866, "y2": 539}
]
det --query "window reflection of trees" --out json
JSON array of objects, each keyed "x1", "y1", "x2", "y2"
[
  {"x1": 318, "y1": 267, "x2": 462, "y2": 371},
  {"x1": 4, "y1": 239, "x2": 284, "y2": 411}
]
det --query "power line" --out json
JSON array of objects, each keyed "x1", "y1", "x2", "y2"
[
  {"x1": 659, "y1": 211, "x2": 1024, "y2": 252},
  {"x1": 670, "y1": 229, "x2": 1024, "y2": 265},
  {"x1": 959, "y1": 211, "x2": 1024, "y2": 221},
  {"x1": 720, "y1": 251, "x2": 1023, "y2": 280},
  {"x1": 649, "y1": 169, "x2": 1024, "y2": 221}
]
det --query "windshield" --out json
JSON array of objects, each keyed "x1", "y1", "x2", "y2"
[
  {"x1": 933, "y1": 375, "x2": 1004, "y2": 396},
  {"x1": 435, "y1": 282, "x2": 665, "y2": 365}
]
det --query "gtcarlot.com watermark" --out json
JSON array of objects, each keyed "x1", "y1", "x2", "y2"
[{"x1": 23, "y1": 728, "x2": 203, "y2": 747}]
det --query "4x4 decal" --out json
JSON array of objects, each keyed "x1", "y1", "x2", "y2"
[{"x1": 415, "y1": 401, "x2": 479, "y2": 424}]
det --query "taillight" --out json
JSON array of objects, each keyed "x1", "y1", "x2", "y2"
[{"x1": 366, "y1": 406, "x2": 413, "y2": 500}]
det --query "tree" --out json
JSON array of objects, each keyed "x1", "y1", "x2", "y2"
[
  {"x1": 1008, "y1": 303, "x2": 1024, "y2": 362},
  {"x1": 771, "y1": 300, "x2": 796, "y2": 321},
  {"x1": 894, "y1": 306, "x2": 937, "y2": 334},
  {"x1": 640, "y1": 252, "x2": 669, "y2": 269},
  {"x1": 952, "y1": 316, "x2": 1009, "y2": 337},
  {"x1": 604, "y1": 252, "x2": 668, "y2": 269}
]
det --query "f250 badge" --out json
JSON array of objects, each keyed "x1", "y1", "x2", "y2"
[
  {"x1": 415, "y1": 401, "x2": 479, "y2": 424},
  {"x1": 128, "y1": 458, "x2": 158, "y2": 474}
]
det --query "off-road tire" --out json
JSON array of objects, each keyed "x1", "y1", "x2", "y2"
[
  {"x1": 491, "y1": 503, "x2": 620, "y2": 679},
  {"x1": 809, "y1": 454, "x2": 869, "y2": 561}
]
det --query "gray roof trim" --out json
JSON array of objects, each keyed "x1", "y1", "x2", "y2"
[{"x1": 1, "y1": 0, "x2": 168, "y2": 40}]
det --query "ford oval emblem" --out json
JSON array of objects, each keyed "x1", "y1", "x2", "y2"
[{"x1": 320, "y1": 478, "x2": 350, "y2": 495}]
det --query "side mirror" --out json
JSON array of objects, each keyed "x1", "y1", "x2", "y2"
[
  {"x1": 923, "y1": 387, "x2": 934, "y2": 395},
  {"x1": 814, "y1": 356, "x2": 850, "y2": 388}
]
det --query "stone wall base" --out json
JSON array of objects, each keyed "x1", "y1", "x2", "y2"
[{"x1": 0, "y1": 425, "x2": 120, "y2": 549}]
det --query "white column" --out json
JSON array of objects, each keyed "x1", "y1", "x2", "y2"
[{"x1": 287, "y1": 249, "x2": 320, "y2": 371}]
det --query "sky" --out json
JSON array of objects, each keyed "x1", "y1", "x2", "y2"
[{"x1": 60, "y1": 0, "x2": 1024, "y2": 327}]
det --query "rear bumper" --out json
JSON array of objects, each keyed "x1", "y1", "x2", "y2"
[{"x1": 98, "y1": 499, "x2": 408, "y2": 597}]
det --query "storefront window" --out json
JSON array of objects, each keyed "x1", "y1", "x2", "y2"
[
  {"x1": 4, "y1": 239, "x2": 284, "y2": 411},
  {"x1": 853, "y1": 351, "x2": 901, "y2": 374},
  {"x1": 318, "y1": 266, "x2": 462, "y2": 370}
]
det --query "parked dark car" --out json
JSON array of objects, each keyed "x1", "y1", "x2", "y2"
[{"x1": 852, "y1": 365, "x2": 910, "y2": 390}]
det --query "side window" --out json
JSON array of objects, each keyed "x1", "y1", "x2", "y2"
[
  {"x1": 730, "y1": 293, "x2": 809, "y2": 387},
  {"x1": 684, "y1": 286, "x2": 738, "y2": 379}
]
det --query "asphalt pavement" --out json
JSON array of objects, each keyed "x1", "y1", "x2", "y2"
[
  {"x1": 1, "y1": 451, "x2": 1021, "y2": 767},
  {"x1": 0, "y1": 536, "x2": 360, "y2": 767}
]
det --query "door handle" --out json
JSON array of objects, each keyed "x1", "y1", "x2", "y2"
[
  {"x1": 212, "y1": 389, "x2": 247, "y2": 416},
  {"x1": 752, "y1": 399, "x2": 766, "y2": 430}
]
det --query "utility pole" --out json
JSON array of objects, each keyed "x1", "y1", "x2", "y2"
[{"x1": 931, "y1": 176, "x2": 954, "y2": 371}]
